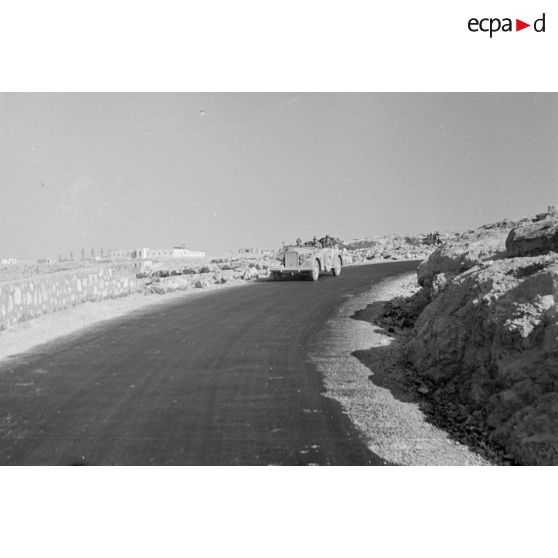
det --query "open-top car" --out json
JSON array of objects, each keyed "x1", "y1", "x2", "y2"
[{"x1": 270, "y1": 236, "x2": 346, "y2": 281}]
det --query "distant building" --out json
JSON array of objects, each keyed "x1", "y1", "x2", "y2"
[
  {"x1": 238, "y1": 248, "x2": 275, "y2": 257},
  {"x1": 172, "y1": 245, "x2": 206, "y2": 258},
  {"x1": 37, "y1": 258, "x2": 54, "y2": 264},
  {"x1": 109, "y1": 249, "x2": 136, "y2": 260},
  {"x1": 0, "y1": 258, "x2": 17, "y2": 265},
  {"x1": 110, "y1": 246, "x2": 205, "y2": 260}
]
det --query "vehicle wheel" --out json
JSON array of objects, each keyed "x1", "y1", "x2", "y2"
[
  {"x1": 332, "y1": 256, "x2": 342, "y2": 277},
  {"x1": 272, "y1": 271, "x2": 282, "y2": 281},
  {"x1": 311, "y1": 259, "x2": 320, "y2": 281}
]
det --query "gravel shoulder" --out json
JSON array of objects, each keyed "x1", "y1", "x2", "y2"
[
  {"x1": 310, "y1": 272, "x2": 491, "y2": 465},
  {"x1": 0, "y1": 281, "x2": 252, "y2": 363}
]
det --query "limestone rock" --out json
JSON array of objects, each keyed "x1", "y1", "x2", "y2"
[
  {"x1": 506, "y1": 214, "x2": 558, "y2": 257},
  {"x1": 343, "y1": 233, "x2": 438, "y2": 264},
  {"x1": 493, "y1": 392, "x2": 558, "y2": 465},
  {"x1": 241, "y1": 268, "x2": 258, "y2": 280},
  {"x1": 417, "y1": 231, "x2": 508, "y2": 287},
  {"x1": 405, "y1": 254, "x2": 558, "y2": 464}
]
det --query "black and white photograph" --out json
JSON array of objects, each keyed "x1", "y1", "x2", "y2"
[
  {"x1": 1, "y1": 92, "x2": 556, "y2": 467},
  {"x1": 0, "y1": 2, "x2": 556, "y2": 557}
]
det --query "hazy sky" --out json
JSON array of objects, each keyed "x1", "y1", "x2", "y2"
[{"x1": 1, "y1": 93, "x2": 556, "y2": 258}]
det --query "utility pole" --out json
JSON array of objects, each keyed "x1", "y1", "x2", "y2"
[
  {"x1": 81, "y1": 248, "x2": 85, "y2": 260},
  {"x1": 91, "y1": 247, "x2": 95, "y2": 259}
]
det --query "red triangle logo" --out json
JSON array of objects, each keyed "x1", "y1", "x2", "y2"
[{"x1": 516, "y1": 19, "x2": 530, "y2": 31}]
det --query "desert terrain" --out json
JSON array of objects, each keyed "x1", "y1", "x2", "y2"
[{"x1": 0, "y1": 211, "x2": 556, "y2": 464}]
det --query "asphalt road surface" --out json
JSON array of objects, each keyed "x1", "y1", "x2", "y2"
[{"x1": 0, "y1": 261, "x2": 418, "y2": 465}]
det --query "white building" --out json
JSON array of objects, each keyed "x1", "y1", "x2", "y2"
[
  {"x1": 0, "y1": 258, "x2": 17, "y2": 265},
  {"x1": 172, "y1": 246, "x2": 206, "y2": 258},
  {"x1": 110, "y1": 246, "x2": 205, "y2": 260}
]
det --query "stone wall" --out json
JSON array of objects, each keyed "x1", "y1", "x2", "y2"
[{"x1": 0, "y1": 267, "x2": 138, "y2": 330}]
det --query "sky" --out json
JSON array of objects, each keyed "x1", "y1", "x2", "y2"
[{"x1": 0, "y1": 93, "x2": 557, "y2": 259}]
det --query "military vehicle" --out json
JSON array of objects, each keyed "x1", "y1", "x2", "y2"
[{"x1": 270, "y1": 236, "x2": 346, "y2": 281}]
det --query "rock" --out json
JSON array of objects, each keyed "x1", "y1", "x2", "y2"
[
  {"x1": 241, "y1": 268, "x2": 258, "y2": 280},
  {"x1": 415, "y1": 219, "x2": 535, "y2": 288},
  {"x1": 215, "y1": 271, "x2": 237, "y2": 284},
  {"x1": 493, "y1": 392, "x2": 558, "y2": 465},
  {"x1": 146, "y1": 276, "x2": 191, "y2": 294},
  {"x1": 430, "y1": 272, "x2": 449, "y2": 297},
  {"x1": 405, "y1": 253, "x2": 558, "y2": 464},
  {"x1": 146, "y1": 282, "x2": 167, "y2": 294},
  {"x1": 344, "y1": 233, "x2": 440, "y2": 264},
  {"x1": 375, "y1": 287, "x2": 430, "y2": 332},
  {"x1": 505, "y1": 214, "x2": 558, "y2": 257},
  {"x1": 417, "y1": 231, "x2": 508, "y2": 287},
  {"x1": 417, "y1": 385, "x2": 430, "y2": 395},
  {"x1": 195, "y1": 279, "x2": 210, "y2": 288},
  {"x1": 199, "y1": 265, "x2": 216, "y2": 274}
]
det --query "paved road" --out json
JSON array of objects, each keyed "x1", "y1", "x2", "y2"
[{"x1": 0, "y1": 261, "x2": 418, "y2": 465}]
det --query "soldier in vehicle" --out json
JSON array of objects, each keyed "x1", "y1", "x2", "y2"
[
  {"x1": 296, "y1": 237, "x2": 303, "y2": 247},
  {"x1": 320, "y1": 235, "x2": 332, "y2": 248}
]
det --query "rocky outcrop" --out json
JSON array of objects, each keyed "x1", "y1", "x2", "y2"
[
  {"x1": 506, "y1": 213, "x2": 558, "y2": 258},
  {"x1": 372, "y1": 210, "x2": 558, "y2": 464},
  {"x1": 417, "y1": 234, "x2": 506, "y2": 287},
  {"x1": 143, "y1": 262, "x2": 269, "y2": 295},
  {"x1": 416, "y1": 220, "x2": 523, "y2": 288},
  {"x1": 344, "y1": 233, "x2": 443, "y2": 264},
  {"x1": 405, "y1": 253, "x2": 558, "y2": 464}
]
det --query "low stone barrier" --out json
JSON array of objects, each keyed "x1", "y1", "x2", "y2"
[{"x1": 0, "y1": 267, "x2": 138, "y2": 330}]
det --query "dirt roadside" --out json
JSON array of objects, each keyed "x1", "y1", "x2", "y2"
[{"x1": 310, "y1": 272, "x2": 492, "y2": 465}]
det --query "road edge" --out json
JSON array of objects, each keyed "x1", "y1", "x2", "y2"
[
  {"x1": 309, "y1": 271, "x2": 491, "y2": 465},
  {"x1": 0, "y1": 280, "x2": 254, "y2": 363}
]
